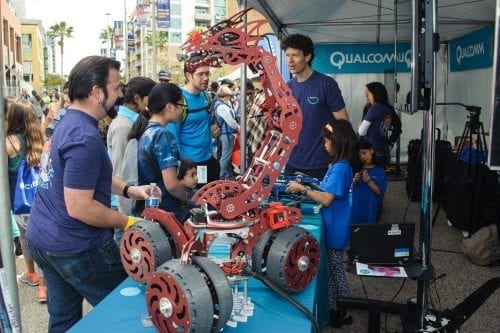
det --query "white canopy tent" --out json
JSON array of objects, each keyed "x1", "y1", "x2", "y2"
[
  {"x1": 246, "y1": 0, "x2": 496, "y2": 160},
  {"x1": 241, "y1": 1, "x2": 498, "y2": 328}
]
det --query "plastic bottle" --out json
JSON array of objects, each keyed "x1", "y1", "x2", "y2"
[{"x1": 145, "y1": 183, "x2": 159, "y2": 208}]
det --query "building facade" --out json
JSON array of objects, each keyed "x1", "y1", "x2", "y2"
[
  {"x1": 21, "y1": 19, "x2": 46, "y2": 90},
  {"x1": 126, "y1": 0, "x2": 230, "y2": 81},
  {"x1": 1, "y1": 0, "x2": 23, "y2": 96}
]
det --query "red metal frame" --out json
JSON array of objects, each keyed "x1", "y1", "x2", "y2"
[{"x1": 142, "y1": 8, "x2": 304, "y2": 270}]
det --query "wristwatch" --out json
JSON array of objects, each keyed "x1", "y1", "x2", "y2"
[
  {"x1": 301, "y1": 186, "x2": 311, "y2": 196},
  {"x1": 123, "y1": 183, "x2": 133, "y2": 198}
]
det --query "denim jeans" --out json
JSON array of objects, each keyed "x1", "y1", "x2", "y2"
[
  {"x1": 219, "y1": 133, "x2": 236, "y2": 180},
  {"x1": 28, "y1": 237, "x2": 127, "y2": 333}
]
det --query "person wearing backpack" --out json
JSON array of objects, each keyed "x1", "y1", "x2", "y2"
[
  {"x1": 5, "y1": 98, "x2": 47, "y2": 303},
  {"x1": 214, "y1": 86, "x2": 240, "y2": 180},
  {"x1": 358, "y1": 82, "x2": 396, "y2": 168},
  {"x1": 166, "y1": 54, "x2": 220, "y2": 186}
]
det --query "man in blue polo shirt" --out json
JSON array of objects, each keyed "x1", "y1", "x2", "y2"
[
  {"x1": 26, "y1": 56, "x2": 155, "y2": 333},
  {"x1": 281, "y1": 34, "x2": 350, "y2": 179}
]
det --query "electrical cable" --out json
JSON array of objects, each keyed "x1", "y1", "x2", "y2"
[
  {"x1": 384, "y1": 279, "x2": 407, "y2": 333},
  {"x1": 359, "y1": 276, "x2": 400, "y2": 333},
  {"x1": 242, "y1": 266, "x2": 320, "y2": 333},
  {"x1": 431, "y1": 248, "x2": 462, "y2": 255}
]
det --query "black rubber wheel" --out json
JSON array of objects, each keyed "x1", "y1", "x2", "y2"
[
  {"x1": 192, "y1": 256, "x2": 233, "y2": 332},
  {"x1": 120, "y1": 219, "x2": 172, "y2": 283},
  {"x1": 251, "y1": 229, "x2": 276, "y2": 274},
  {"x1": 266, "y1": 226, "x2": 320, "y2": 292},
  {"x1": 146, "y1": 259, "x2": 214, "y2": 333}
]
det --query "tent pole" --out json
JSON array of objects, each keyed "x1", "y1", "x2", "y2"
[
  {"x1": 414, "y1": 0, "x2": 438, "y2": 329},
  {"x1": 0, "y1": 34, "x2": 22, "y2": 329},
  {"x1": 239, "y1": 0, "x2": 248, "y2": 172},
  {"x1": 393, "y1": 0, "x2": 401, "y2": 176}
]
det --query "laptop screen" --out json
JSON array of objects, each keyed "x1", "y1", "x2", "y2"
[{"x1": 348, "y1": 223, "x2": 416, "y2": 265}]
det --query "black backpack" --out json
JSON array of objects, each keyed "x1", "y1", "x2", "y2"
[{"x1": 180, "y1": 90, "x2": 211, "y2": 126}]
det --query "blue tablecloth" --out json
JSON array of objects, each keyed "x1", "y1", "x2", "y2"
[{"x1": 69, "y1": 210, "x2": 328, "y2": 333}]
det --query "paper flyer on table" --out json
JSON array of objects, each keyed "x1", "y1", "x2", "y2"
[{"x1": 355, "y1": 262, "x2": 408, "y2": 278}]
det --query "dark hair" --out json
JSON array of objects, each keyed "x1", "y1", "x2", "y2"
[
  {"x1": 127, "y1": 115, "x2": 148, "y2": 141},
  {"x1": 183, "y1": 54, "x2": 212, "y2": 74},
  {"x1": 280, "y1": 34, "x2": 315, "y2": 66},
  {"x1": 148, "y1": 83, "x2": 183, "y2": 114},
  {"x1": 320, "y1": 119, "x2": 361, "y2": 172},
  {"x1": 356, "y1": 137, "x2": 373, "y2": 151},
  {"x1": 177, "y1": 158, "x2": 196, "y2": 180},
  {"x1": 122, "y1": 76, "x2": 156, "y2": 105},
  {"x1": 210, "y1": 81, "x2": 219, "y2": 92},
  {"x1": 67, "y1": 56, "x2": 121, "y2": 101},
  {"x1": 128, "y1": 83, "x2": 183, "y2": 140},
  {"x1": 365, "y1": 82, "x2": 390, "y2": 106}
]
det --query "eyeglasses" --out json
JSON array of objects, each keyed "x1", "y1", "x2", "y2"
[
  {"x1": 174, "y1": 102, "x2": 187, "y2": 108},
  {"x1": 159, "y1": 79, "x2": 170, "y2": 83},
  {"x1": 193, "y1": 71, "x2": 210, "y2": 78}
]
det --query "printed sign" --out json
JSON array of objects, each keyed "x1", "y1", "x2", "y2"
[
  {"x1": 157, "y1": 0, "x2": 171, "y2": 29},
  {"x1": 136, "y1": 0, "x2": 152, "y2": 28},
  {"x1": 313, "y1": 43, "x2": 411, "y2": 74},
  {"x1": 114, "y1": 21, "x2": 124, "y2": 50},
  {"x1": 449, "y1": 25, "x2": 493, "y2": 72}
]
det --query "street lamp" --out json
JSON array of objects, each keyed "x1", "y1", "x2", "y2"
[{"x1": 105, "y1": 12, "x2": 111, "y2": 56}]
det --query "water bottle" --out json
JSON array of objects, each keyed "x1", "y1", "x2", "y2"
[{"x1": 145, "y1": 183, "x2": 159, "y2": 208}]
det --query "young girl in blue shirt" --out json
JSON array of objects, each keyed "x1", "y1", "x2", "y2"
[
  {"x1": 351, "y1": 138, "x2": 387, "y2": 224},
  {"x1": 286, "y1": 119, "x2": 359, "y2": 328}
]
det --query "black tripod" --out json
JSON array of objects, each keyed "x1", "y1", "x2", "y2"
[
  {"x1": 432, "y1": 103, "x2": 489, "y2": 235},
  {"x1": 338, "y1": 277, "x2": 500, "y2": 333}
]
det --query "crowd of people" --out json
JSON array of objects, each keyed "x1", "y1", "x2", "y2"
[{"x1": 5, "y1": 33, "x2": 402, "y2": 332}]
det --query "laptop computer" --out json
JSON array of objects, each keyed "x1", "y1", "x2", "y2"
[{"x1": 348, "y1": 222, "x2": 416, "y2": 266}]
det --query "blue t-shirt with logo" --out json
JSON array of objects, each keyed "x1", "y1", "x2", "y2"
[
  {"x1": 26, "y1": 109, "x2": 113, "y2": 254},
  {"x1": 137, "y1": 122, "x2": 182, "y2": 216},
  {"x1": 363, "y1": 103, "x2": 391, "y2": 150},
  {"x1": 287, "y1": 71, "x2": 346, "y2": 170},
  {"x1": 166, "y1": 88, "x2": 212, "y2": 162},
  {"x1": 320, "y1": 159, "x2": 353, "y2": 250},
  {"x1": 351, "y1": 165, "x2": 387, "y2": 224}
]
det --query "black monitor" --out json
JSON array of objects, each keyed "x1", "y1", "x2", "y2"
[{"x1": 348, "y1": 222, "x2": 416, "y2": 266}]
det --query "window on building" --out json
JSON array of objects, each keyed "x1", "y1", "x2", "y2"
[
  {"x1": 22, "y1": 34, "x2": 32, "y2": 55},
  {"x1": 171, "y1": 18, "x2": 181, "y2": 29},
  {"x1": 171, "y1": 3, "x2": 181, "y2": 15},
  {"x1": 195, "y1": 8, "x2": 208, "y2": 15},
  {"x1": 170, "y1": 32, "x2": 182, "y2": 44}
]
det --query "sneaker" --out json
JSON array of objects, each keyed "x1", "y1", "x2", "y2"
[
  {"x1": 38, "y1": 286, "x2": 47, "y2": 303},
  {"x1": 18, "y1": 272, "x2": 40, "y2": 286}
]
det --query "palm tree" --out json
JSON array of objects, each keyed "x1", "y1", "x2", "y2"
[
  {"x1": 144, "y1": 31, "x2": 168, "y2": 53},
  {"x1": 48, "y1": 21, "x2": 74, "y2": 81},
  {"x1": 99, "y1": 27, "x2": 115, "y2": 56}
]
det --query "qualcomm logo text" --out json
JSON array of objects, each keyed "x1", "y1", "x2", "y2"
[
  {"x1": 456, "y1": 43, "x2": 484, "y2": 66},
  {"x1": 329, "y1": 50, "x2": 412, "y2": 69}
]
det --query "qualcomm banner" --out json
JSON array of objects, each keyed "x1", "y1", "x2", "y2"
[
  {"x1": 449, "y1": 25, "x2": 493, "y2": 72},
  {"x1": 258, "y1": 34, "x2": 290, "y2": 80},
  {"x1": 313, "y1": 43, "x2": 411, "y2": 74}
]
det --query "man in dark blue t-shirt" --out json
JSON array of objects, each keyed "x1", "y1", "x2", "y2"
[
  {"x1": 26, "y1": 56, "x2": 155, "y2": 333},
  {"x1": 281, "y1": 34, "x2": 349, "y2": 179}
]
